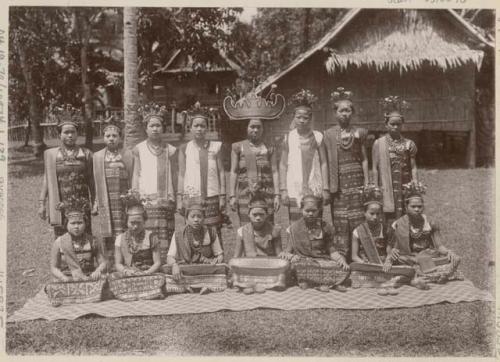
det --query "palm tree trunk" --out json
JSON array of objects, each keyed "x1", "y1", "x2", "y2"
[
  {"x1": 123, "y1": 7, "x2": 144, "y2": 149},
  {"x1": 17, "y1": 39, "x2": 45, "y2": 156},
  {"x1": 81, "y1": 41, "x2": 94, "y2": 148}
]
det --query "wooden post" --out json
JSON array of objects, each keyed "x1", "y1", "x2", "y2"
[{"x1": 466, "y1": 122, "x2": 476, "y2": 168}]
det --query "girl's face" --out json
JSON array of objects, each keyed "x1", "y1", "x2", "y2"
[
  {"x1": 406, "y1": 197, "x2": 424, "y2": 218},
  {"x1": 127, "y1": 213, "x2": 145, "y2": 234},
  {"x1": 386, "y1": 116, "x2": 403, "y2": 137},
  {"x1": 293, "y1": 108, "x2": 312, "y2": 132},
  {"x1": 247, "y1": 119, "x2": 263, "y2": 142},
  {"x1": 67, "y1": 216, "x2": 85, "y2": 237},
  {"x1": 191, "y1": 117, "x2": 208, "y2": 140},
  {"x1": 104, "y1": 128, "x2": 121, "y2": 150},
  {"x1": 146, "y1": 118, "x2": 163, "y2": 140},
  {"x1": 335, "y1": 100, "x2": 353, "y2": 128},
  {"x1": 60, "y1": 125, "x2": 77, "y2": 147},
  {"x1": 187, "y1": 209, "x2": 204, "y2": 229},
  {"x1": 302, "y1": 201, "x2": 320, "y2": 221},
  {"x1": 249, "y1": 207, "x2": 267, "y2": 228},
  {"x1": 365, "y1": 203, "x2": 382, "y2": 225}
]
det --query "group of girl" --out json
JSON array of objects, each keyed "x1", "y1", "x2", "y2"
[{"x1": 38, "y1": 87, "x2": 461, "y2": 304}]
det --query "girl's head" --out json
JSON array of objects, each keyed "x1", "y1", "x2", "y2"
[
  {"x1": 247, "y1": 119, "x2": 264, "y2": 142},
  {"x1": 103, "y1": 125, "x2": 121, "y2": 151},
  {"x1": 406, "y1": 196, "x2": 424, "y2": 218},
  {"x1": 190, "y1": 116, "x2": 208, "y2": 140},
  {"x1": 66, "y1": 213, "x2": 86, "y2": 237},
  {"x1": 126, "y1": 205, "x2": 147, "y2": 234},
  {"x1": 145, "y1": 116, "x2": 164, "y2": 141},
  {"x1": 248, "y1": 197, "x2": 268, "y2": 228},
  {"x1": 59, "y1": 124, "x2": 78, "y2": 147},
  {"x1": 187, "y1": 208, "x2": 204, "y2": 229},
  {"x1": 333, "y1": 100, "x2": 354, "y2": 128},
  {"x1": 384, "y1": 111, "x2": 404, "y2": 137},
  {"x1": 301, "y1": 195, "x2": 322, "y2": 222},
  {"x1": 290, "y1": 89, "x2": 317, "y2": 133},
  {"x1": 364, "y1": 202, "x2": 382, "y2": 225}
]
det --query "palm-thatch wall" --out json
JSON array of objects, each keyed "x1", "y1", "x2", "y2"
[{"x1": 258, "y1": 9, "x2": 491, "y2": 167}]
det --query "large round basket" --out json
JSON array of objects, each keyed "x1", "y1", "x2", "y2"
[
  {"x1": 350, "y1": 262, "x2": 415, "y2": 288},
  {"x1": 162, "y1": 264, "x2": 228, "y2": 293},
  {"x1": 229, "y1": 257, "x2": 290, "y2": 290},
  {"x1": 292, "y1": 258, "x2": 349, "y2": 287},
  {"x1": 45, "y1": 278, "x2": 106, "y2": 307},
  {"x1": 108, "y1": 273, "x2": 165, "y2": 301}
]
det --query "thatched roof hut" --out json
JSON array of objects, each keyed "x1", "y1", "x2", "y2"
[{"x1": 256, "y1": 9, "x2": 493, "y2": 167}]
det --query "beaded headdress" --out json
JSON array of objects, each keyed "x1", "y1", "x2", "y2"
[
  {"x1": 185, "y1": 101, "x2": 215, "y2": 122},
  {"x1": 184, "y1": 196, "x2": 207, "y2": 216},
  {"x1": 402, "y1": 182, "x2": 427, "y2": 201},
  {"x1": 138, "y1": 103, "x2": 167, "y2": 125},
  {"x1": 380, "y1": 96, "x2": 410, "y2": 120},
  {"x1": 362, "y1": 184, "x2": 383, "y2": 206},
  {"x1": 223, "y1": 84, "x2": 286, "y2": 120},
  {"x1": 54, "y1": 104, "x2": 82, "y2": 129},
  {"x1": 290, "y1": 89, "x2": 318, "y2": 110},
  {"x1": 56, "y1": 196, "x2": 90, "y2": 219},
  {"x1": 120, "y1": 189, "x2": 146, "y2": 215},
  {"x1": 330, "y1": 87, "x2": 353, "y2": 104},
  {"x1": 102, "y1": 115, "x2": 122, "y2": 134}
]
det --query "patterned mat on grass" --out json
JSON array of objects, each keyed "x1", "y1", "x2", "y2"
[{"x1": 7, "y1": 279, "x2": 493, "y2": 322}]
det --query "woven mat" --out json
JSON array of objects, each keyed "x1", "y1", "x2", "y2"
[{"x1": 7, "y1": 279, "x2": 492, "y2": 322}]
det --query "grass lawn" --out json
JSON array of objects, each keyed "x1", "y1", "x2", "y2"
[{"x1": 5, "y1": 147, "x2": 496, "y2": 356}]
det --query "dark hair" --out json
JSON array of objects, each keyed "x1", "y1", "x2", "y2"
[
  {"x1": 293, "y1": 106, "x2": 313, "y2": 116},
  {"x1": 384, "y1": 112, "x2": 405, "y2": 124},
  {"x1": 405, "y1": 196, "x2": 424, "y2": 206},
  {"x1": 125, "y1": 209, "x2": 148, "y2": 224},
  {"x1": 144, "y1": 115, "x2": 164, "y2": 130},
  {"x1": 364, "y1": 201, "x2": 382, "y2": 212},
  {"x1": 300, "y1": 195, "x2": 323, "y2": 209},
  {"x1": 188, "y1": 115, "x2": 209, "y2": 128},
  {"x1": 186, "y1": 207, "x2": 205, "y2": 218},
  {"x1": 65, "y1": 213, "x2": 88, "y2": 230},
  {"x1": 58, "y1": 123, "x2": 78, "y2": 135},
  {"x1": 333, "y1": 99, "x2": 355, "y2": 113}
]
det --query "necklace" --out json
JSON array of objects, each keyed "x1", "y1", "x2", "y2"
[
  {"x1": 386, "y1": 134, "x2": 406, "y2": 155},
  {"x1": 409, "y1": 217, "x2": 425, "y2": 238},
  {"x1": 71, "y1": 235, "x2": 87, "y2": 251},
  {"x1": 60, "y1": 146, "x2": 78, "y2": 162},
  {"x1": 105, "y1": 148, "x2": 121, "y2": 162},
  {"x1": 367, "y1": 222, "x2": 381, "y2": 237},
  {"x1": 126, "y1": 230, "x2": 145, "y2": 254},
  {"x1": 187, "y1": 226, "x2": 204, "y2": 248},
  {"x1": 147, "y1": 140, "x2": 164, "y2": 156},
  {"x1": 338, "y1": 127, "x2": 355, "y2": 150}
]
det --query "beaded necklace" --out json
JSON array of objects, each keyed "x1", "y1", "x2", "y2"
[
  {"x1": 126, "y1": 230, "x2": 146, "y2": 254},
  {"x1": 60, "y1": 146, "x2": 79, "y2": 162},
  {"x1": 146, "y1": 140, "x2": 164, "y2": 156},
  {"x1": 338, "y1": 127, "x2": 355, "y2": 150}
]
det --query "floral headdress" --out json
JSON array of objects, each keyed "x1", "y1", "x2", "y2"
[
  {"x1": 380, "y1": 96, "x2": 411, "y2": 121},
  {"x1": 330, "y1": 87, "x2": 353, "y2": 104},
  {"x1": 402, "y1": 181, "x2": 427, "y2": 201},
  {"x1": 102, "y1": 115, "x2": 122, "y2": 134},
  {"x1": 53, "y1": 104, "x2": 82, "y2": 129},
  {"x1": 185, "y1": 101, "x2": 215, "y2": 122},
  {"x1": 290, "y1": 89, "x2": 318, "y2": 110},
  {"x1": 361, "y1": 184, "x2": 383, "y2": 206},
  {"x1": 56, "y1": 196, "x2": 90, "y2": 219},
  {"x1": 120, "y1": 189, "x2": 146, "y2": 215},
  {"x1": 138, "y1": 102, "x2": 167, "y2": 125}
]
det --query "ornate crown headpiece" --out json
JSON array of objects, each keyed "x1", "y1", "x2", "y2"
[
  {"x1": 120, "y1": 189, "x2": 146, "y2": 215},
  {"x1": 362, "y1": 184, "x2": 383, "y2": 206},
  {"x1": 138, "y1": 103, "x2": 167, "y2": 125},
  {"x1": 223, "y1": 84, "x2": 286, "y2": 120},
  {"x1": 402, "y1": 181, "x2": 427, "y2": 201},
  {"x1": 330, "y1": 87, "x2": 353, "y2": 103},
  {"x1": 56, "y1": 196, "x2": 90, "y2": 218},
  {"x1": 184, "y1": 195, "x2": 207, "y2": 215},
  {"x1": 185, "y1": 101, "x2": 215, "y2": 121},
  {"x1": 380, "y1": 96, "x2": 411, "y2": 118},
  {"x1": 102, "y1": 115, "x2": 122, "y2": 134},
  {"x1": 54, "y1": 104, "x2": 82, "y2": 129},
  {"x1": 290, "y1": 89, "x2": 318, "y2": 110}
]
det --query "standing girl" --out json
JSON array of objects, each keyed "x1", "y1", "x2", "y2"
[
  {"x1": 131, "y1": 104, "x2": 177, "y2": 260},
  {"x1": 372, "y1": 96, "x2": 418, "y2": 226},
  {"x1": 38, "y1": 104, "x2": 95, "y2": 237},
  {"x1": 178, "y1": 102, "x2": 226, "y2": 239},
  {"x1": 279, "y1": 89, "x2": 329, "y2": 223},
  {"x1": 323, "y1": 88, "x2": 369, "y2": 254}
]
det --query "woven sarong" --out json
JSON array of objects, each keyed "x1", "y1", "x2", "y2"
[
  {"x1": 292, "y1": 258, "x2": 350, "y2": 287},
  {"x1": 162, "y1": 264, "x2": 227, "y2": 293},
  {"x1": 229, "y1": 257, "x2": 289, "y2": 290},
  {"x1": 144, "y1": 203, "x2": 175, "y2": 262},
  {"x1": 108, "y1": 273, "x2": 165, "y2": 301},
  {"x1": 44, "y1": 278, "x2": 106, "y2": 307},
  {"x1": 104, "y1": 165, "x2": 128, "y2": 236}
]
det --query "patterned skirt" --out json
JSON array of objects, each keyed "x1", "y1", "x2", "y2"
[
  {"x1": 45, "y1": 278, "x2": 106, "y2": 307},
  {"x1": 108, "y1": 272, "x2": 165, "y2": 301},
  {"x1": 105, "y1": 165, "x2": 129, "y2": 236},
  {"x1": 204, "y1": 196, "x2": 223, "y2": 238},
  {"x1": 291, "y1": 258, "x2": 350, "y2": 287},
  {"x1": 162, "y1": 264, "x2": 228, "y2": 293},
  {"x1": 144, "y1": 203, "x2": 175, "y2": 262}
]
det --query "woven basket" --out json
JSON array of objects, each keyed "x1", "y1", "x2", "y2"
[
  {"x1": 292, "y1": 258, "x2": 349, "y2": 287},
  {"x1": 163, "y1": 264, "x2": 228, "y2": 293},
  {"x1": 108, "y1": 273, "x2": 165, "y2": 301},
  {"x1": 45, "y1": 278, "x2": 106, "y2": 307},
  {"x1": 350, "y1": 262, "x2": 416, "y2": 288},
  {"x1": 229, "y1": 258, "x2": 290, "y2": 290}
]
